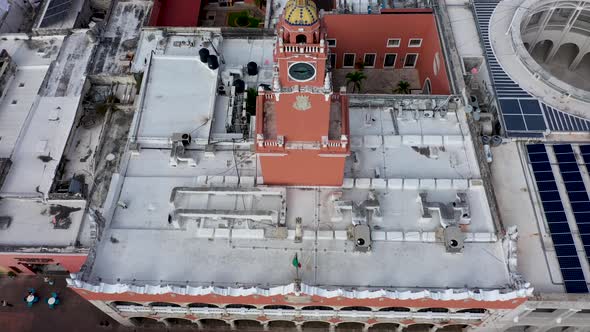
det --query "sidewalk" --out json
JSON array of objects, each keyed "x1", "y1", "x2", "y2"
[{"x1": 0, "y1": 275, "x2": 119, "y2": 332}]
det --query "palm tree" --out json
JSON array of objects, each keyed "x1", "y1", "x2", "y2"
[
  {"x1": 345, "y1": 71, "x2": 367, "y2": 93},
  {"x1": 393, "y1": 80, "x2": 411, "y2": 94}
]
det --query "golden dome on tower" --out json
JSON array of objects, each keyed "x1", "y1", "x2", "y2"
[{"x1": 284, "y1": 0, "x2": 319, "y2": 26}]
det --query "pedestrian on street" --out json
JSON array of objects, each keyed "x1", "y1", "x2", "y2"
[{"x1": 1, "y1": 300, "x2": 13, "y2": 307}]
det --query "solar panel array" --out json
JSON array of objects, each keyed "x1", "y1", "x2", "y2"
[
  {"x1": 526, "y1": 144, "x2": 589, "y2": 293},
  {"x1": 543, "y1": 104, "x2": 590, "y2": 132},
  {"x1": 39, "y1": 0, "x2": 72, "y2": 28},
  {"x1": 554, "y1": 144, "x2": 590, "y2": 264},
  {"x1": 473, "y1": 0, "x2": 590, "y2": 136}
]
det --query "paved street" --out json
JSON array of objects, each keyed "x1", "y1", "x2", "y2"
[{"x1": 0, "y1": 275, "x2": 216, "y2": 332}]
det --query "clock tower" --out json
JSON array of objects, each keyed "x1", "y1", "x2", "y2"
[{"x1": 255, "y1": 0, "x2": 350, "y2": 186}]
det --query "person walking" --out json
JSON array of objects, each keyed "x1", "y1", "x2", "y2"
[{"x1": 1, "y1": 300, "x2": 13, "y2": 307}]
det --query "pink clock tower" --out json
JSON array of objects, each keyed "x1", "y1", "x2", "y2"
[{"x1": 255, "y1": 0, "x2": 350, "y2": 186}]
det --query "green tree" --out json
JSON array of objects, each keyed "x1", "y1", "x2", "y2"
[
  {"x1": 393, "y1": 80, "x2": 411, "y2": 94},
  {"x1": 345, "y1": 71, "x2": 367, "y2": 93}
]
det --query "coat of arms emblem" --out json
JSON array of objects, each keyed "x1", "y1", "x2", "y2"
[{"x1": 293, "y1": 95, "x2": 312, "y2": 111}]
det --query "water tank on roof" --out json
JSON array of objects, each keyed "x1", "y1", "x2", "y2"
[
  {"x1": 207, "y1": 55, "x2": 219, "y2": 70},
  {"x1": 233, "y1": 79, "x2": 245, "y2": 94},
  {"x1": 247, "y1": 62, "x2": 258, "y2": 76},
  {"x1": 199, "y1": 48, "x2": 210, "y2": 63}
]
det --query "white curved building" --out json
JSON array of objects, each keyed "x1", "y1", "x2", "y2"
[{"x1": 473, "y1": 0, "x2": 590, "y2": 136}]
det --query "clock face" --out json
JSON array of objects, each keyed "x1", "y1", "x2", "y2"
[{"x1": 288, "y1": 62, "x2": 316, "y2": 82}]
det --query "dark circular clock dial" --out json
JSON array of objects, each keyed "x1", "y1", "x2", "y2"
[{"x1": 288, "y1": 62, "x2": 316, "y2": 81}]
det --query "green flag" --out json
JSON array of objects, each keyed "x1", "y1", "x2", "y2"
[{"x1": 292, "y1": 253, "x2": 301, "y2": 268}]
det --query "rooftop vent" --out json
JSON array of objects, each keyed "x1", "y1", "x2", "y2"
[
  {"x1": 444, "y1": 225, "x2": 464, "y2": 253},
  {"x1": 353, "y1": 224, "x2": 371, "y2": 252}
]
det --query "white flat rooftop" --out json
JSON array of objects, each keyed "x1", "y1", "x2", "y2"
[
  {"x1": 87, "y1": 177, "x2": 505, "y2": 290},
  {"x1": 0, "y1": 36, "x2": 63, "y2": 159},
  {"x1": 76, "y1": 92, "x2": 523, "y2": 296},
  {"x1": 135, "y1": 55, "x2": 217, "y2": 142},
  {"x1": 0, "y1": 198, "x2": 85, "y2": 247},
  {"x1": 0, "y1": 32, "x2": 93, "y2": 195}
]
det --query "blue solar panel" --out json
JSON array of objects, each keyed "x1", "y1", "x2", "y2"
[
  {"x1": 572, "y1": 202, "x2": 590, "y2": 212},
  {"x1": 526, "y1": 143, "x2": 589, "y2": 293},
  {"x1": 534, "y1": 171, "x2": 556, "y2": 182},
  {"x1": 562, "y1": 268, "x2": 586, "y2": 281},
  {"x1": 553, "y1": 233, "x2": 575, "y2": 245},
  {"x1": 504, "y1": 114, "x2": 527, "y2": 131},
  {"x1": 531, "y1": 162, "x2": 552, "y2": 172},
  {"x1": 555, "y1": 244, "x2": 578, "y2": 256},
  {"x1": 556, "y1": 153, "x2": 577, "y2": 163},
  {"x1": 558, "y1": 162, "x2": 580, "y2": 172},
  {"x1": 549, "y1": 222, "x2": 572, "y2": 234},
  {"x1": 574, "y1": 212, "x2": 590, "y2": 222},
  {"x1": 553, "y1": 144, "x2": 573, "y2": 153},
  {"x1": 524, "y1": 115, "x2": 547, "y2": 131},
  {"x1": 499, "y1": 99, "x2": 521, "y2": 114},
  {"x1": 562, "y1": 172, "x2": 583, "y2": 182},
  {"x1": 582, "y1": 234, "x2": 590, "y2": 244},
  {"x1": 520, "y1": 99, "x2": 542, "y2": 115},
  {"x1": 545, "y1": 211, "x2": 568, "y2": 222},
  {"x1": 564, "y1": 280, "x2": 589, "y2": 293},
  {"x1": 568, "y1": 192, "x2": 590, "y2": 202},
  {"x1": 557, "y1": 256, "x2": 583, "y2": 269},
  {"x1": 526, "y1": 144, "x2": 546, "y2": 153},
  {"x1": 540, "y1": 191, "x2": 561, "y2": 202},
  {"x1": 529, "y1": 153, "x2": 549, "y2": 163},
  {"x1": 577, "y1": 223, "x2": 590, "y2": 234},
  {"x1": 543, "y1": 201, "x2": 565, "y2": 212},
  {"x1": 565, "y1": 181, "x2": 586, "y2": 192}
]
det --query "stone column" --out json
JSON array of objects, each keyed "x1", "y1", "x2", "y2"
[
  {"x1": 529, "y1": 9, "x2": 555, "y2": 50},
  {"x1": 229, "y1": 320, "x2": 236, "y2": 330},
  {"x1": 161, "y1": 319, "x2": 171, "y2": 327},
  {"x1": 546, "y1": 8, "x2": 583, "y2": 63},
  {"x1": 362, "y1": 324, "x2": 370, "y2": 332},
  {"x1": 429, "y1": 326, "x2": 439, "y2": 332},
  {"x1": 569, "y1": 41, "x2": 590, "y2": 70},
  {"x1": 329, "y1": 323, "x2": 336, "y2": 332},
  {"x1": 296, "y1": 323, "x2": 303, "y2": 332},
  {"x1": 395, "y1": 325, "x2": 405, "y2": 332},
  {"x1": 262, "y1": 322, "x2": 270, "y2": 331},
  {"x1": 195, "y1": 320, "x2": 204, "y2": 330}
]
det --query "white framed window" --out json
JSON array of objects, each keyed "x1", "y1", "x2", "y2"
[
  {"x1": 343, "y1": 53, "x2": 356, "y2": 68},
  {"x1": 386, "y1": 38, "x2": 401, "y2": 48},
  {"x1": 329, "y1": 53, "x2": 336, "y2": 69},
  {"x1": 363, "y1": 53, "x2": 376, "y2": 68},
  {"x1": 408, "y1": 38, "x2": 423, "y2": 47},
  {"x1": 326, "y1": 39, "x2": 337, "y2": 47},
  {"x1": 383, "y1": 53, "x2": 397, "y2": 68},
  {"x1": 404, "y1": 53, "x2": 419, "y2": 68}
]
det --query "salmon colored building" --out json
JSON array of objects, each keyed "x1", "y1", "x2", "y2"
[
  {"x1": 322, "y1": 9, "x2": 451, "y2": 95},
  {"x1": 0, "y1": 253, "x2": 87, "y2": 276},
  {"x1": 255, "y1": 0, "x2": 350, "y2": 186}
]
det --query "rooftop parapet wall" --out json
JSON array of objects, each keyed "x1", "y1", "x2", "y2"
[{"x1": 67, "y1": 278, "x2": 530, "y2": 309}]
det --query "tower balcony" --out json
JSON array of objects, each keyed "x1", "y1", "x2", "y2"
[
  {"x1": 255, "y1": 93, "x2": 350, "y2": 155},
  {"x1": 279, "y1": 43, "x2": 325, "y2": 55}
]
